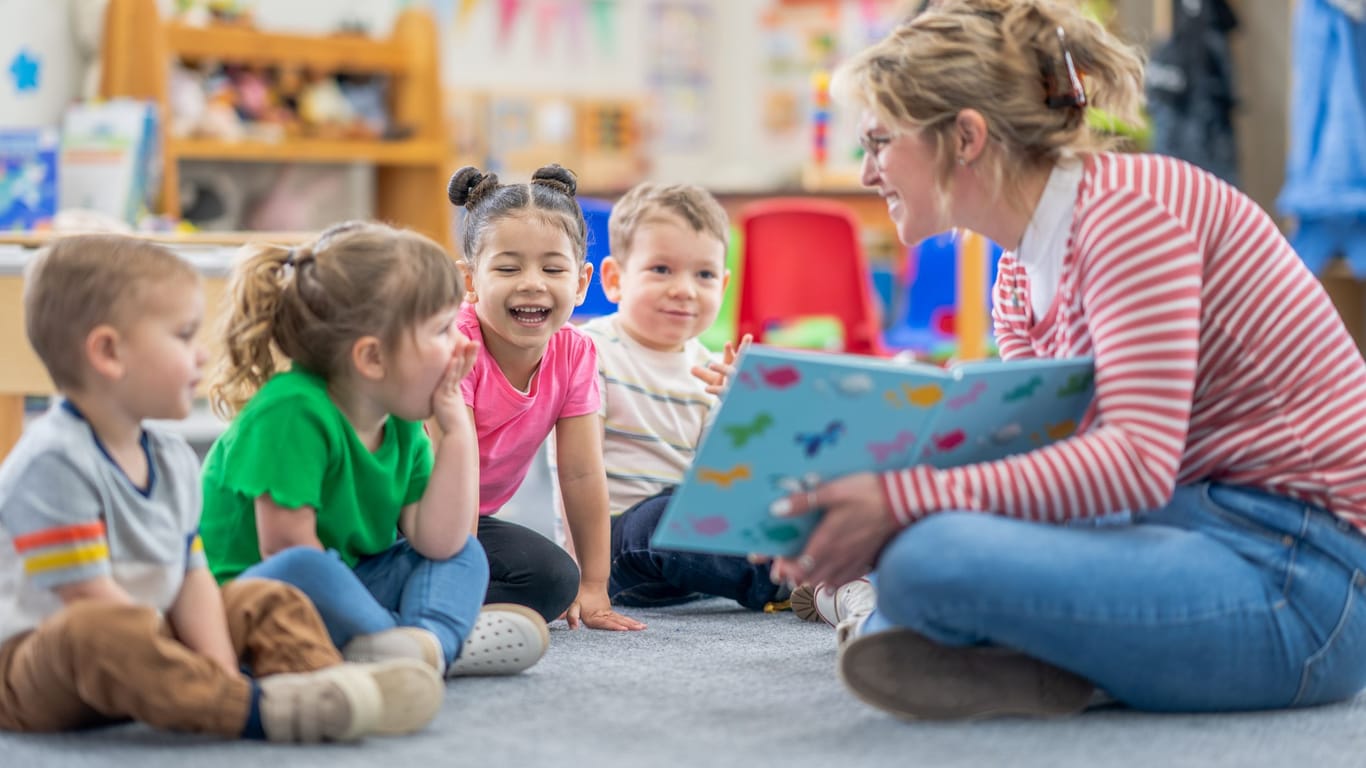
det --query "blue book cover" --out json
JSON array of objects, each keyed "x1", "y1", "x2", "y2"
[
  {"x1": 651, "y1": 346, "x2": 1096, "y2": 557},
  {"x1": 0, "y1": 128, "x2": 59, "y2": 231}
]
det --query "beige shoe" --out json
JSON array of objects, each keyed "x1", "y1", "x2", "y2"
[
  {"x1": 837, "y1": 628, "x2": 1094, "y2": 720},
  {"x1": 351, "y1": 659, "x2": 445, "y2": 735},
  {"x1": 446, "y1": 603, "x2": 549, "y2": 677},
  {"x1": 792, "y1": 578, "x2": 876, "y2": 627},
  {"x1": 344, "y1": 626, "x2": 445, "y2": 675},
  {"x1": 789, "y1": 584, "x2": 822, "y2": 622},
  {"x1": 258, "y1": 664, "x2": 382, "y2": 742}
]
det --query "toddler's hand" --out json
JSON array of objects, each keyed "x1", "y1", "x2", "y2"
[
  {"x1": 566, "y1": 585, "x2": 646, "y2": 631},
  {"x1": 431, "y1": 336, "x2": 479, "y2": 433},
  {"x1": 691, "y1": 333, "x2": 753, "y2": 396}
]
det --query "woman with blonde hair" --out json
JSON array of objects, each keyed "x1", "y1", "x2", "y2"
[{"x1": 770, "y1": 0, "x2": 1366, "y2": 719}]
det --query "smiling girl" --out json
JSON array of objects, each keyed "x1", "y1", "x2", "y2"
[{"x1": 447, "y1": 165, "x2": 644, "y2": 632}]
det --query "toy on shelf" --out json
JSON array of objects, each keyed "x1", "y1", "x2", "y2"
[
  {"x1": 99, "y1": 0, "x2": 451, "y2": 248},
  {"x1": 174, "y1": 0, "x2": 253, "y2": 27},
  {"x1": 297, "y1": 73, "x2": 355, "y2": 138}
]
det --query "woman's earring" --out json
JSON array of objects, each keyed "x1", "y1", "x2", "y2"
[{"x1": 957, "y1": 157, "x2": 967, "y2": 166}]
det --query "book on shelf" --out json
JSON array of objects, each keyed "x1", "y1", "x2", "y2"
[
  {"x1": 0, "y1": 128, "x2": 59, "y2": 231},
  {"x1": 652, "y1": 346, "x2": 1096, "y2": 558},
  {"x1": 58, "y1": 99, "x2": 159, "y2": 226}
]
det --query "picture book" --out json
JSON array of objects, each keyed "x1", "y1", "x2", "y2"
[
  {"x1": 651, "y1": 346, "x2": 1096, "y2": 558},
  {"x1": 0, "y1": 128, "x2": 59, "y2": 231}
]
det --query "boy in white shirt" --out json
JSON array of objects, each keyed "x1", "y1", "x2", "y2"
[{"x1": 581, "y1": 183, "x2": 785, "y2": 610}]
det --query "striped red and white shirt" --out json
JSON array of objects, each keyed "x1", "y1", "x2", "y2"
[{"x1": 881, "y1": 152, "x2": 1366, "y2": 531}]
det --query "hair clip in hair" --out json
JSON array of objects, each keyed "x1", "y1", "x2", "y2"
[
  {"x1": 282, "y1": 248, "x2": 296, "y2": 267},
  {"x1": 1044, "y1": 26, "x2": 1088, "y2": 110}
]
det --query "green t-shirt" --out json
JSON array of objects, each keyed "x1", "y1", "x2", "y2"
[{"x1": 200, "y1": 369, "x2": 433, "y2": 582}]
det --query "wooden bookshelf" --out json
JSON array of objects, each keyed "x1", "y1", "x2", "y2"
[
  {"x1": 166, "y1": 138, "x2": 448, "y2": 165},
  {"x1": 98, "y1": 0, "x2": 453, "y2": 250},
  {"x1": 164, "y1": 23, "x2": 413, "y2": 73}
]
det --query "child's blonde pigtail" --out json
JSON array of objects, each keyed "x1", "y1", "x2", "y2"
[{"x1": 208, "y1": 244, "x2": 297, "y2": 419}]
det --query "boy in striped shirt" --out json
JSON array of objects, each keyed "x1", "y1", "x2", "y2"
[
  {"x1": 582, "y1": 183, "x2": 784, "y2": 611},
  {"x1": 0, "y1": 235, "x2": 440, "y2": 742}
]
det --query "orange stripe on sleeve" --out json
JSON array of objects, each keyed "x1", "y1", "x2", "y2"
[{"x1": 13, "y1": 521, "x2": 108, "y2": 553}]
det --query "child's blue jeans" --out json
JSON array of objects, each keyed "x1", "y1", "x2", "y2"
[
  {"x1": 238, "y1": 536, "x2": 488, "y2": 666},
  {"x1": 864, "y1": 482, "x2": 1366, "y2": 711},
  {"x1": 610, "y1": 488, "x2": 784, "y2": 611}
]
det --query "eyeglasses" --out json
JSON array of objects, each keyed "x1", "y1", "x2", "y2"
[{"x1": 859, "y1": 132, "x2": 895, "y2": 170}]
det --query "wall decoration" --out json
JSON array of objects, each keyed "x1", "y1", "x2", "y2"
[{"x1": 645, "y1": 0, "x2": 710, "y2": 152}]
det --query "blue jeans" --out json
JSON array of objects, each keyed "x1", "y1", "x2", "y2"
[
  {"x1": 239, "y1": 537, "x2": 489, "y2": 666},
  {"x1": 866, "y1": 483, "x2": 1366, "y2": 712},
  {"x1": 609, "y1": 489, "x2": 784, "y2": 611}
]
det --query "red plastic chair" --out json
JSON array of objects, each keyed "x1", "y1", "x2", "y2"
[{"x1": 736, "y1": 198, "x2": 888, "y2": 356}]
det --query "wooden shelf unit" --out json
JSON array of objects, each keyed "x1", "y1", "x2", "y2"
[{"x1": 98, "y1": 0, "x2": 453, "y2": 250}]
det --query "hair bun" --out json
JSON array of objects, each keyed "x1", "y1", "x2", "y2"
[
  {"x1": 448, "y1": 166, "x2": 498, "y2": 208},
  {"x1": 530, "y1": 164, "x2": 578, "y2": 197}
]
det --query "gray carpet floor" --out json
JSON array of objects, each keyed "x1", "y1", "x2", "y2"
[{"x1": 4, "y1": 597, "x2": 1366, "y2": 767}]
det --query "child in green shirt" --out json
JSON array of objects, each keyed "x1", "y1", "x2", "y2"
[{"x1": 200, "y1": 221, "x2": 548, "y2": 680}]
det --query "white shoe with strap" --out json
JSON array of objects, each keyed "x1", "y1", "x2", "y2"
[{"x1": 258, "y1": 658, "x2": 442, "y2": 741}]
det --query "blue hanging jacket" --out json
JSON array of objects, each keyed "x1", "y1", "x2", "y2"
[{"x1": 1276, "y1": 0, "x2": 1366, "y2": 276}]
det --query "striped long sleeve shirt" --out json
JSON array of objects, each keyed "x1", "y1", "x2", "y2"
[{"x1": 881, "y1": 152, "x2": 1366, "y2": 530}]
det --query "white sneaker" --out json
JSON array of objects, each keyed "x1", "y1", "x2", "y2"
[
  {"x1": 257, "y1": 663, "x2": 382, "y2": 742},
  {"x1": 343, "y1": 626, "x2": 445, "y2": 675},
  {"x1": 792, "y1": 578, "x2": 875, "y2": 628},
  {"x1": 446, "y1": 603, "x2": 549, "y2": 677},
  {"x1": 835, "y1": 613, "x2": 871, "y2": 652}
]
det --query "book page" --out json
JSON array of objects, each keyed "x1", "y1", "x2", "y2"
[{"x1": 920, "y1": 357, "x2": 1095, "y2": 468}]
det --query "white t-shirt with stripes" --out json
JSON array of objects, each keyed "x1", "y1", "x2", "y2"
[{"x1": 582, "y1": 314, "x2": 718, "y2": 515}]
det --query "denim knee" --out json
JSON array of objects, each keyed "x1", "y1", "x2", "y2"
[
  {"x1": 438, "y1": 535, "x2": 490, "y2": 590},
  {"x1": 245, "y1": 546, "x2": 345, "y2": 579},
  {"x1": 875, "y1": 513, "x2": 1004, "y2": 626}
]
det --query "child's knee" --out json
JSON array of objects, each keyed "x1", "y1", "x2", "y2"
[
  {"x1": 431, "y1": 535, "x2": 490, "y2": 590},
  {"x1": 261, "y1": 545, "x2": 343, "y2": 576},
  {"x1": 48, "y1": 602, "x2": 162, "y2": 655},
  {"x1": 452, "y1": 535, "x2": 488, "y2": 570},
  {"x1": 535, "y1": 553, "x2": 581, "y2": 621}
]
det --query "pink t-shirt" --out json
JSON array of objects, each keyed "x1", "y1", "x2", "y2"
[{"x1": 457, "y1": 303, "x2": 601, "y2": 515}]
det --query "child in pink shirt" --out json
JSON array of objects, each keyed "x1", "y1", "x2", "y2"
[{"x1": 447, "y1": 164, "x2": 645, "y2": 632}]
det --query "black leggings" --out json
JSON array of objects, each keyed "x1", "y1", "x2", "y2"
[{"x1": 476, "y1": 515, "x2": 580, "y2": 622}]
